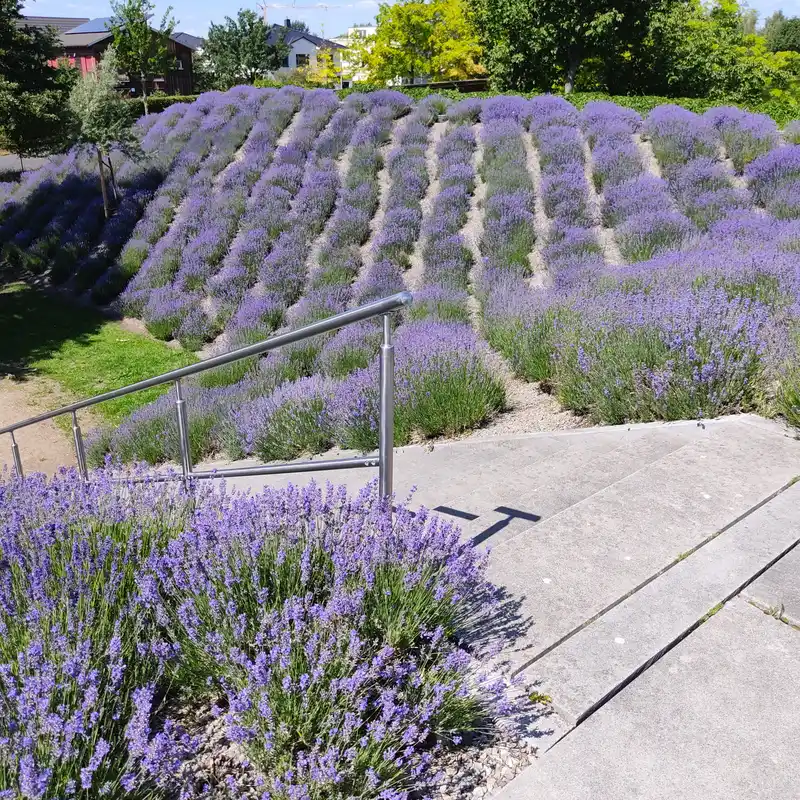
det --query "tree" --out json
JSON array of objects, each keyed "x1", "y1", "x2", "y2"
[
  {"x1": 769, "y1": 17, "x2": 800, "y2": 52},
  {"x1": 740, "y1": 4, "x2": 757, "y2": 35},
  {"x1": 69, "y1": 46, "x2": 139, "y2": 218},
  {"x1": 762, "y1": 9, "x2": 786, "y2": 48},
  {"x1": 110, "y1": 0, "x2": 176, "y2": 116},
  {"x1": 362, "y1": 0, "x2": 482, "y2": 84},
  {"x1": 0, "y1": 0, "x2": 75, "y2": 167},
  {"x1": 638, "y1": 0, "x2": 800, "y2": 102},
  {"x1": 287, "y1": 19, "x2": 309, "y2": 32},
  {"x1": 466, "y1": 0, "x2": 675, "y2": 93},
  {"x1": 203, "y1": 9, "x2": 290, "y2": 87}
]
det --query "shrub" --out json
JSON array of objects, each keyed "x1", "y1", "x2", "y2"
[{"x1": 0, "y1": 472, "x2": 512, "y2": 799}]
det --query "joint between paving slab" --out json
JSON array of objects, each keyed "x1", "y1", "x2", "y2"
[
  {"x1": 744, "y1": 597, "x2": 800, "y2": 631},
  {"x1": 512, "y1": 475, "x2": 800, "y2": 681},
  {"x1": 541, "y1": 513, "x2": 800, "y2": 750}
]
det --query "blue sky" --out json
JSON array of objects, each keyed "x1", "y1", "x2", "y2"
[{"x1": 21, "y1": 0, "x2": 800, "y2": 40}]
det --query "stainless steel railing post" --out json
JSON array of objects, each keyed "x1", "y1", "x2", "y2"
[
  {"x1": 71, "y1": 411, "x2": 88, "y2": 481},
  {"x1": 174, "y1": 379, "x2": 192, "y2": 484},
  {"x1": 9, "y1": 431, "x2": 23, "y2": 479},
  {"x1": 378, "y1": 314, "x2": 395, "y2": 501}
]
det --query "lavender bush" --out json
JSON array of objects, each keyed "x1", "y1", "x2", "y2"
[{"x1": 0, "y1": 472, "x2": 514, "y2": 799}]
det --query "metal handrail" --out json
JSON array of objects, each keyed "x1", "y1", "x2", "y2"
[{"x1": 3, "y1": 291, "x2": 413, "y2": 498}]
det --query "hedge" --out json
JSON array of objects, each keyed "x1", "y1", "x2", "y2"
[
  {"x1": 125, "y1": 95, "x2": 200, "y2": 117},
  {"x1": 126, "y1": 86, "x2": 800, "y2": 127},
  {"x1": 338, "y1": 85, "x2": 800, "y2": 126}
]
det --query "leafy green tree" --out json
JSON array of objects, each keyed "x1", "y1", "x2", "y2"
[
  {"x1": 762, "y1": 9, "x2": 786, "y2": 48},
  {"x1": 203, "y1": 9, "x2": 290, "y2": 88},
  {"x1": 0, "y1": 0, "x2": 75, "y2": 167},
  {"x1": 740, "y1": 5, "x2": 757, "y2": 35},
  {"x1": 69, "y1": 46, "x2": 139, "y2": 218},
  {"x1": 287, "y1": 19, "x2": 309, "y2": 32},
  {"x1": 362, "y1": 0, "x2": 482, "y2": 84},
  {"x1": 769, "y1": 17, "x2": 800, "y2": 52},
  {"x1": 110, "y1": 0, "x2": 176, "y2": 116},
  {"x1": 466, "y1": 0, "x2": 674, "y2": 93},
  {"x1": 642, "y1": 0, "x2": 800, "y2": 102}
]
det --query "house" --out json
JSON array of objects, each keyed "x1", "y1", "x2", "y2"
[
  {"x1": 332, "y1": 24, "x2": 376, "y2": 86},
  {"x1": 171, "y1": 32, "x2": 205, "y2": 53},
  {"x1": 20, "y1": 15, "x2": 196, "y2": 95},
  {"x1": 267, "y1": 20, "x2": 345, "y2": 74}
]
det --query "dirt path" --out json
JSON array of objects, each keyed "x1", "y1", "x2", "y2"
[
  {"x1": 464, "y1": 124, "x2": 581, "y2": 437},
  {"x1": 522, "y1": 128, "x2": 551, "y2": 286},
  {"x1": 0, "y1": 376, "x2": 79, "y2": 476}
]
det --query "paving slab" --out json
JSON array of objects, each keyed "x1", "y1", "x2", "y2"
[
  {"x1": 527, "y1": 482, "x2": 800, "y2": 732},
  {"x1": 496, "y1": 599, "x2": 800, "y2": 800},
  {"x1": 446, "y1": 426, "x2": 697, "y2": 548},
  {"x1": 742, "y1": 544, "x2": 800, "y2": 626},
  {"x1": 485, "y1": 417, "x2": 800, "y2": 667}
]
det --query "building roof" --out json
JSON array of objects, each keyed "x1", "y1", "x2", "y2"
[
  {"x1": 64, "y1": 17, "x2": 113, "y2": 33},
  {"x1": 172, "y1": 31, "x2": 205, "y2": 50},
  {"x1": 267, "y1": 25, "x2": 346, "y2": 50},
  {"x1": 60, "y1": 30, "x2": 113, "y2": 47},
  {"x1": 18, "y1": 16, "x2": 89, "y2": 33}
]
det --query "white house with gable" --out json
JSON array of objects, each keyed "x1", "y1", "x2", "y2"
[{"x1": 333, "y1": 24, "x2": 376, "y2": 85}]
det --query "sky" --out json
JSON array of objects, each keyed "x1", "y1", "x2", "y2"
[{"x1": 20, "y1": 0, "x2": 800, "y2": 41}]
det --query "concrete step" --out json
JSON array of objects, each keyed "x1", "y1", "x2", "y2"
[
  {"x1": 484, "y1": 417, "x2": 800, "y2": 669},
  {"x1": 526, "y1": 481, "x2": 800, "y2": 739},
  {"x1": 496, "y1": 599, "x2": 800, "y2": 800}
]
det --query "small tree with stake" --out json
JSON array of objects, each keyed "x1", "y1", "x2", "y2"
[
  {"x1": 110, "y1": 0, "x2": 176, "y2": 116},
  {"x1": 69, "y1": 45, "x2": 140, "y2": 219}
]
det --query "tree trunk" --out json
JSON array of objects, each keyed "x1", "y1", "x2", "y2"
[
  {"x1": 565, "y1": 48, "x2": 581, "y2": 95},
  {"x1": 141, "y1": 73, "x2": 149, "y2": 116},
  {"x1": 97, "y1": 148, "x2": 111, "y2": 220},
  {"x1": 18, "y1": 153, "x2": 24, "y2": 172}
]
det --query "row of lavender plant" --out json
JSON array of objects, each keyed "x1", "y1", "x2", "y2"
[
  {"x1": 89, "y1": 90, "x2": 383, "y2": 464},
  {"x1": 583, "y1": 102, "x2": 695, "y2": 263},
  {"x1": 226, "y1": 93, "x2": 442, "y2": 460},
  {"x1": 40, "y1": 99, "x2": 209, "y2": 288},
  {"x1": 327, "y1": 93, "x2": 505, "y2": 450},
  {"x1": 91, "y1": 92, "x2": 409, "y2": 462},
  {"x1": 643, "y1": 105, "x2": 751, "y2": 233},
  {"x1": 121, "y1": 89, "x2": 310, "y2": 346},
  {"x1": 0, "y1": 470, "x2": 514, "y2": 799},
  {"x1": 3, "y1": 103, "x2": 194, "y2": 279},
  {"x1": 530, "y1": 95, "x2": 606, "y2": 286},
  {"x1": 411, "y1": 97, "x2": 483, "y2": 323},
  {"x1": 85, "y1": 91, "x2": 281, "y2": 305}
]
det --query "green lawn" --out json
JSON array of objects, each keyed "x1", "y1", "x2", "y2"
[{"x1": 0, "y1": 283, "x2": 196, "y2": 424}]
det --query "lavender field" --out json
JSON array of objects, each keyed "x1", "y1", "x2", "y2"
[{"x1": 3, "y1": 85, "x2": 800, "y2": 464}]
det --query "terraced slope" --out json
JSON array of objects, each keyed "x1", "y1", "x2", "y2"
[{"x1": 2, "y1": 88, "x2": 799, "y2": 465}]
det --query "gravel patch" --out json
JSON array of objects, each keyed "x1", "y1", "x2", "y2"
[
  {"x1": 172, "y1": 690, "x2": 552, "y2": 800},
  {"x1": 521, "y1": 131, "x2": 551, "y2": 287},
  {"x1": 582, "y1": 138, "x2": 623, "y2": 266},
  {"x1": 406, "y1": 120, "x2": 449, "y2": 292},
  {"x1": 464, "y1": 124, "x2": 581, "y2": 437},
  {"x1": 634, "y1": 133, "x2": 662, "y2": 179},
  {"x1": 358, "y1": 115, "x2": 407, "y2": 281},
  {"x1": 717, "y1": 144, "x2": 750, "y2": 191}
]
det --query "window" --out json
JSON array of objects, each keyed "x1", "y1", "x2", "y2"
[
  {"x1": 281, "y1": 56, "x2": 289, "y2": 68},
  {"x1": 296, "y1": 53, "x2": 310, "y2": 67},
  {"x1": 176, "y1": 57, "x2": 184, "y2": 70}
]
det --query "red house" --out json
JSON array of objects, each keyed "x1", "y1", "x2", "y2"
[{"x1": 21, "y1": 15, "x2": 198, "y2": 95}]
